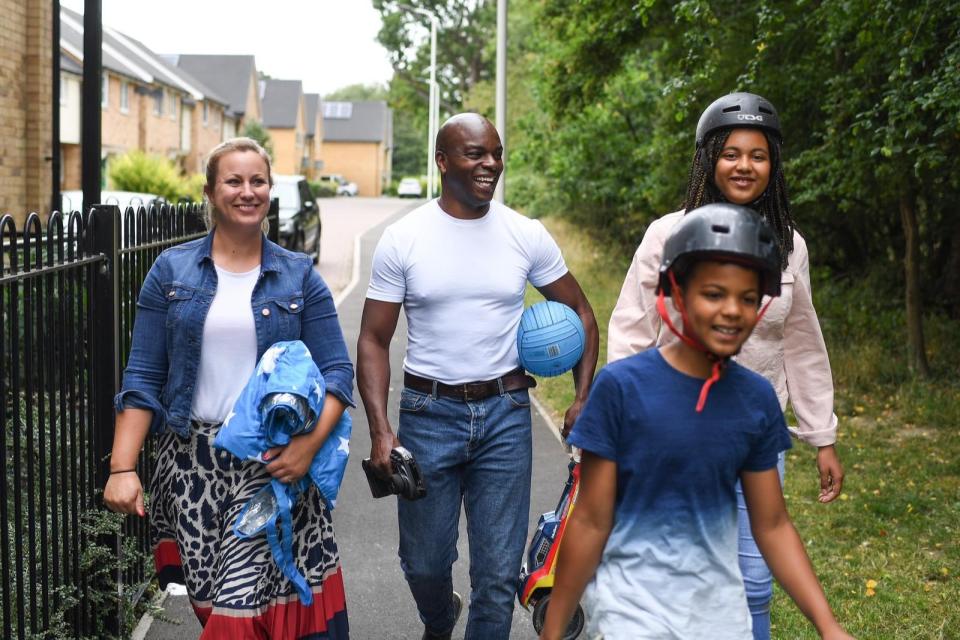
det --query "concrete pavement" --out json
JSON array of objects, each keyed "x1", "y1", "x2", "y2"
[{"x1": 141, "y1": 197, "x2": 572, "y2": 639}]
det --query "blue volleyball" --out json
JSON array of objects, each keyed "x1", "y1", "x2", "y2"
[{"x1": 517, "y1": 301, "x2": 585, "y2": 377}]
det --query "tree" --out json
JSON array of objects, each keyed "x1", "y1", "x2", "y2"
[
  {"x1": 324, "y1": 83, "x2": 389, "y2": 102},
  {"x1": 241, "y1": 120, "x2": 273, "y2": 159},
  {"x1": 373, "y1": 0, "x2": 496, "y2": 114}
]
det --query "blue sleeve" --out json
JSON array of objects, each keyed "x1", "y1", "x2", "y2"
[
  {"x1": 301, "y1": 268, "x2": 355, "y2": 408},
  {"x1": 742, "y1": 385, "x2": 792, "y2": 472},
  {"x1": 114, "y1": 257, "x2": 168, "y2": 434},
  {"x1": 567, "y1": 368, "x2": 621, "y2": 462}
]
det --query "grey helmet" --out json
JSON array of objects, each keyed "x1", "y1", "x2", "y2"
[
  {"x1": 658, "y1": 203, "x2": 782, "y2": 298},
  {"x1": 695, "y1": 92, "x2": 782, "y2": 148}
]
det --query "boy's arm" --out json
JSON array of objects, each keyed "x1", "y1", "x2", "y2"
[
  {"x1": 740, "y1": 470, "x2": 855, "y2": 640},
  {"x1": 539, "y1": 452, "x2": 616, "y2": 640}
]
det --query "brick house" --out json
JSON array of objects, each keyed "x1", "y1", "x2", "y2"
[
  {"x1": 303, "y1": 93, "x2": 324, "y2": 179},
  {"x1": 172, "y1": 54, "x2": 263, "y2": 143},
  {"x1": 260, "y1": 79, "x2": 308, "y2": 176},
  {"x1": 59, "y1": 7, "x2": 232, "y2": 187},
  {"x1": 0, "y1": 0, "x2": 52, "y2": 223},
  {"x1": 321, "y1": 101, "x2": 393, "y2": 197}
]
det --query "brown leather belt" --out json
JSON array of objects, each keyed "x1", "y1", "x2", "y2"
[{"x1": 403, "y1": 368, "x2": 537, "y2": 402}]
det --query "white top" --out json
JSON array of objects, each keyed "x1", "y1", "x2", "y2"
[
  {"x1": 191, "y1": 264, "x2": 260, "y2": 423},
  {"x1": 366, "y1": 199, "x2": 568, "y2": 383},
  {"x1": 607, "y1": 210, "x2": 838, "y2": 447}
]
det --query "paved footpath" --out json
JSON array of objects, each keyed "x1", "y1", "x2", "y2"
[{"x1": 141, "y1": 197, "x2": 571, "y2": 639}]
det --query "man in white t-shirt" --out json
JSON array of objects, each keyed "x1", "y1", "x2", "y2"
[{"x1": 357, "y1": 113, "x2": 598, "y2": 640}]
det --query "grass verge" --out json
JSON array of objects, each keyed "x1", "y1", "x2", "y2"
[{"x1": 527, "y1": 215, "x2": 960, "y2": 639}]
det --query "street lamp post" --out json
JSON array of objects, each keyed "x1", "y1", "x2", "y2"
[
  {"x1": 399, "y1": 5, "x2": 440, "y2": 199},
  {"x1": 494, "y1": 0, "x2": 507, "y2": 203}
]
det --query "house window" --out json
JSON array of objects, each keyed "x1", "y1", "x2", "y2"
[
  {"x1": 59, "y1": 76, "x2": 68, "y2": 106},
  {"x1": 101, "y1": 73, "x2": 109, "y2": 108},
  {"x1": 202, "y1": 101, "x2": 209, "y2": 126},
  {"x1": 167, "y1": 90, "x2": 177, "y2": 120},
  {"x1": 120, "y1": 80, "x2": 129, "y2": 113},
  {"x1": 153, "y1": 89, "x2": 163, "y2": 116}
]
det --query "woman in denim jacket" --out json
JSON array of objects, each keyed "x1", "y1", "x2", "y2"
[{"x1": 103, "y1": 138, "x2": 353, "y2": 639}]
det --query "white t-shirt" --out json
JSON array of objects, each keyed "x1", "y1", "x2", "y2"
[
  {"x1": 191, "y1": 264, "x2": 259, "y2": 423},
  {"x1": 366, "y1": 199, "x2": 568, "y2": 384}
]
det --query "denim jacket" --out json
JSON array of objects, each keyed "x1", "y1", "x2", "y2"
[{"x1": 114, "y1": 231, "x2": 355, "y2": 437}]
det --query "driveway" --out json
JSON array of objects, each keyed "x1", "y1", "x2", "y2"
[{"x1": 139, "y1": 197, "x2": 571, "y2": 640}]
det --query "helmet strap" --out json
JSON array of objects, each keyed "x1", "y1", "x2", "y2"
[
  {"x1": 657, "y1": 272, "x2": 726, "y2": 413},
  {"x1": 657, "y1": 270, "x2": 774, "y2": 413}
]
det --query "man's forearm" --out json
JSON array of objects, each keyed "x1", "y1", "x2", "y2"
[
  {"x1": 572, "y1": 307, "x2": 600, "y2": 401},
  {"x1": 357, "y1": 338, "x2": 394, "y2": 437}
]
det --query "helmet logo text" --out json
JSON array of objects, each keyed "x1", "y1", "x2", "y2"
[{"x1": 737, "y1": 114, "x2": 764, "y2": 122}]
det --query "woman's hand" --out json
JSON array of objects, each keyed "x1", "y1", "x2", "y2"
[
  {"x1": 103, "y1": 471, "x2": 146, "y2": 517},
  {"x1": 816, "y1": 445, "x2": 844, "y2": 503},
  {"x1": 264, "y1": 434, "x2": 320, "y2": 484}
]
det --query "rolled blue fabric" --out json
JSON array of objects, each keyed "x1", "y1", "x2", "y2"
[
  {"x1": 214, "y1": 340, "x2": 353, "y2": 606},
  {"x1": 214, "y1": 340, "x2": 351, "y2": 507}
]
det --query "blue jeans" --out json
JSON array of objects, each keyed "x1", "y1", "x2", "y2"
[
  {"x1": 396, "y1": 385, "x2": 533, "y2": 640},
  {"x1": 736, "y1": 450, "x2": 787, "y2": 640}
]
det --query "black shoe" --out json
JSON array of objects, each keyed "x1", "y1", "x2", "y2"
[{"x1": 421, "y1": 591, "x2": 463, "y2": 640}]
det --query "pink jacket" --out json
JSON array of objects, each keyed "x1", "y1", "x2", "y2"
[{"x1": 607, "y1": 211, "x2": 838, "y2": 447}]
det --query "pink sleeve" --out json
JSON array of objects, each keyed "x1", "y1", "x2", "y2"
[
  {"x1": 607, "y1": 213, "x2": 677, "y2": 363},
  {"x1": 783, "y1": 235, "x2": 839, "y2": 447}
]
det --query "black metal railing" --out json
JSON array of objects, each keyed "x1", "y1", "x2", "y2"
[{"x1": 0, "y1": 202, "x2": 206, "y2": 638}]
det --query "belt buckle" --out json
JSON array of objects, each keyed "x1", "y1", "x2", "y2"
[{"x1": 461, "y1": 383, "x2": 475, "y2": 402}]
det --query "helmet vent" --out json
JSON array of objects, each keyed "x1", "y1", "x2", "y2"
[
  {"x1": 711, "y1": 224, "x2": 731, "y2": 234},
  {"x1": 759, "y1": 106, "x2": 773, "y2": 115},
  {"x1": 721, "y1": 106, "x2": 741, "y2": 113}
]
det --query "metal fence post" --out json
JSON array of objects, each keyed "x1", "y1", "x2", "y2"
[{"x1": 89, "y1": 204, "x2": 121, "y2": 635}]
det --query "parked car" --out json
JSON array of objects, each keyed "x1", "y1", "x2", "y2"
[
  {"x1": 397, "y1": 177, "x2": 424, "y2": 198},
  {"x1": 271, "y1": 174, "x2": 321, "y2": 262},
  {"x1": 319, "y1": 174, "x2": 359, "y2": 197},
  {"x1": 60, "y1": 190, "x2": 169, "y2": 214},
  {"x1": 60, "y1": 190, "x2": 175, "y2": 245}
]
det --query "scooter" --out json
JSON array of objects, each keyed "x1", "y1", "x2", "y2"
[{"x1": 517, "y1": 460, "x2": 585, "y2": 639}]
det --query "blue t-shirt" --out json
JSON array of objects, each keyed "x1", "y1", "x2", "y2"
[{"x1": 567, "y1": 349, "x2": 792, "y2": 639}]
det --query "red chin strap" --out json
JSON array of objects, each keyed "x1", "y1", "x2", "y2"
[{"x1": 656, "y1": 270, "x2": 774, "y2": 413}]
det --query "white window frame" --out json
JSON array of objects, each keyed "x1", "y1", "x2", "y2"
[
  {"x1": 153, "y1": 89, "x2": 163, "y2": 116},
  {"x1": 202, "y1": 101, "x2": 209, "y2": 127},
  {"x1": 119, "y1": 79, "x2": 129, "y2": 114},
  {"x1": 168, "y1": 90, "x2": 177, "y2": 121},
  {"x1": 101, "y1": 73, "x2": 109, "y2": 108},
  {"x1": 59, "y1": 76, "x2": 68, "y2": 106}
]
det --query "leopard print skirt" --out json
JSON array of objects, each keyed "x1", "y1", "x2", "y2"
[{"x1": 150, "y1": 421, "x2": 349, "y2": 639}]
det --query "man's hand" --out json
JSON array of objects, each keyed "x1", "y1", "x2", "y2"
[
  {"x1": 370, "y1": 430, "x2": 402, "y2": 478},
  {"x1": 816, "y1": 445, "x2": 844, "y2": 503},
  {"x1": 562, "y1": 398, "x2": 585, "y2": 439}
]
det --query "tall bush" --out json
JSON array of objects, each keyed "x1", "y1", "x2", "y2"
[{"x1": 107, "y1": 151, "x2": 185, "y2": 202}]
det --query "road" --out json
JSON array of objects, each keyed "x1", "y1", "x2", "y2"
[{"x1": 141, "y1": 196, "x2": 572, "y2": 640}]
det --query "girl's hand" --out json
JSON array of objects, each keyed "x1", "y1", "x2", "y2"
[
  {"x1": 816, "y1": 445, "x2": 844, "y2": 503},
  {"x1": 264, "y1": 434, "x2": 319, "y2": 484},
  {"x1": 820, "y1": 626, "x2": 856, "y2": 639},
  {"x1": 103, "y1": 471, "x2": 146, "y2": 517}
]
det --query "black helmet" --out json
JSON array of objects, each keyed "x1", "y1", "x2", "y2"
[
  {"x1": 659, "y1": 203, "x2": 782, "y2": 297},
  {"x1": 695, "y1": 92, "x2": 782, "y2": 148}
]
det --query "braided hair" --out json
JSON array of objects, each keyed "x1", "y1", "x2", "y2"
[{"x1": 682, "y1": 128, "x2": 794, "y2": 269}]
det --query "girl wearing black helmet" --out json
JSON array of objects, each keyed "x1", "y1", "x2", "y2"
[
  {"x1": 542, "y1": 205, "x2": 852, "y2": 640},
  {"x1": 607, "y1": 92, "x2": 845, "y2": 640}
]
